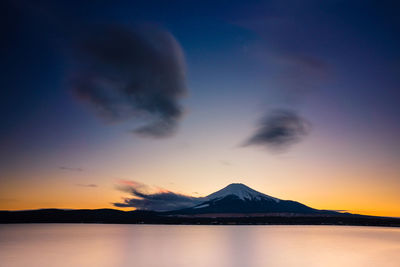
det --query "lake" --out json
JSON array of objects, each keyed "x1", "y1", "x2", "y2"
[{"x1": 0, "y1": 224, "x2": 399, "y2": 267}]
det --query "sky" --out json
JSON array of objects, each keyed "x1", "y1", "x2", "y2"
[{"x1": 1, "y1": 0, "x2": 400, "y2": 216}]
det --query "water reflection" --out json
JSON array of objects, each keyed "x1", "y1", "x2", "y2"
[{"x1": 0, "y1": 224, "x2": 399, "y2": 267}]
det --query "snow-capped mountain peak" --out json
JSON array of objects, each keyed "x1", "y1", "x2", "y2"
[
  {"x1": 166, "y1": 182, "x2": 329, "y2": 215},
  {"x1": 205, "y1": 183, "x2": 280, "y2": 203}
]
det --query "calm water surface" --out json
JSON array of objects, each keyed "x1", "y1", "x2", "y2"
[{"x1": 0, "y1": 224, "x2": 399, "y2": 267}]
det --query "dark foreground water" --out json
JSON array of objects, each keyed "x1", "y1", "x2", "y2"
[{"x1": 0, "y1": 224, "x2": 399, "y2": 267}]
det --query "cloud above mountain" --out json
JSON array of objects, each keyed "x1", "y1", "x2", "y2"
[
  {"x1": 70, "y1": 25, "x2": 187, "y2": 138},
  {"x1": 243, "y1": 109, "x2": 310, "y2": 150},
  {"x1": 113, "y1": 180, "x2": 201, "y2": 211}
]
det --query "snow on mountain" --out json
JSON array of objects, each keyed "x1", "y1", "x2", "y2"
[{"x1": 204, "y1": 183, "x2": 280, "y2": 203}]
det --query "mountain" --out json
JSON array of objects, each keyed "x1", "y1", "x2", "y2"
[{"x1": 167, "y1": 183, "x2": 335, "y2": 215}]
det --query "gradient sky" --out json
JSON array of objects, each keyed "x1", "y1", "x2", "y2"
[{"x1": 1, "y1": 0, "x2": 400, "y2": 216}]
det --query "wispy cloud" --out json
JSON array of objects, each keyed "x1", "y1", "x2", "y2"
[
  {"x1": 219, "y1": 160, "x2": 232, "y2": 166},
  {"x1": 0, "y1": 198, "x2": 19, "y2": 203},
  {"x1": 113, "y1": 180, "x2": 202, "y2": 211},
  {"x1": 76, "y1": 184, "x2": 97, "y2": 188},
  {"x1": 59, "y1": 166, "x2": 84, "y2": 172}
]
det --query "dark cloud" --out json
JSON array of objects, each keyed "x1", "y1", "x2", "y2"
[
  {"x1": 76, "y1": 184, "x2": 97, "y2": 188},
  {"x1": 113, "y1": 180, "x2": 201, "y2": 211},
  {"x1": 71, "y1": 25, "x2": 187, "y2": 138},
  {"x1": 59, "y1": 166, "x2": 83, "y2": 172},
  {"x1": 243, "y1": 109, "x2": 310, "y2": 150}
]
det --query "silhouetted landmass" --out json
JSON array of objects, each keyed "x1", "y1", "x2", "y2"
[{"x1": 1, "y1": 209, "x2": 399, "y2": 227}]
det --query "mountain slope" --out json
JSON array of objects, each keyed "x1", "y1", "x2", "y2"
[{"x1": 168, "y1": 183, "x2": 336, "y2": 215}]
